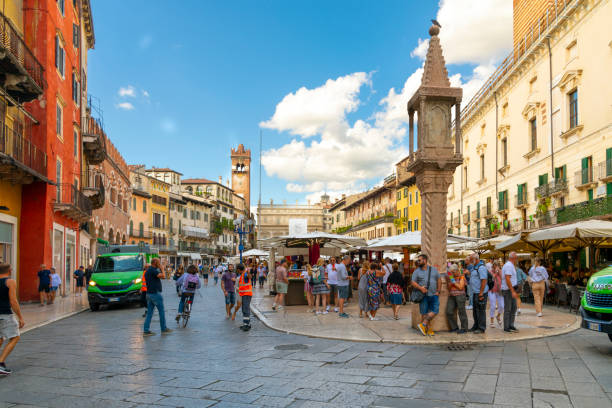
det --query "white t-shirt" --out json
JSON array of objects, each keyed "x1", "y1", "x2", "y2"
[
  {"x1": 326, "y1": 264, "x2": 338, "y2": 285},
  {"x1": 485, "y1": 262, "x2": 493, "y2": 272},
  {"x1": 529, "y1": 266, "x2": 549, "y2": 283},
  {"x1": 382, "y1": 263, "x2": 392, "y2": 284},
  {"x1": 501, "y1": 261, "x2": 517, "y2": 290}
]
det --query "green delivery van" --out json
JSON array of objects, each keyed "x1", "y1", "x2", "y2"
[
  {"x1": 87, "y1": 244, "x2": 159, "y2": 311},
  {"x1": 580, "y1": 265, "x2": 612, "y2": 342}
]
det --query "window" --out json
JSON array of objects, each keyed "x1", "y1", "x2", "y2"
[
  {"x1": 501, "y1": 138, "x2": 508, "y2": 167},
  {"x1": 397, "y1": 191, "x2": 401, "y2": 201},
  {"x1": 555, "y1": 165, "x2": 567, "y2": 181},
  {"x1": 498, "y1": 190, "x2": 509, "y2": 211},
  {"x1": 72, "y1": 72, "x2": 80, "y2": 105},
  {"x1": 480, "y1": 154, "x2": 485, "y2": 180},
  {"x1": 72, "y1": 23, "x2": 80, "y2": 48},
  {"x1": 153, "y1": 213, "x2": 162, "y2": 228},
  {"x1": 467, "y1": 205, "x2": 470, "y2": 222},
  {"x1": 57, "y1": 0, "x2": 65, "y2": 16},
  {"x1": 581, "y1": 156, "x2": 592, "y2": 185},
  {"x1": 129, "y1": 221, "x2": 133, "y2": 236},
  {"x1": 569, "y1": 90, "x2": 578, "y2": 129},
  {"x1": 530, "y1": 117, "x2": 537, "y2": 151},
  {"x1": 55, "y1": 160, "x2": 62, "y2": 201},
  {"x1": 463, "y1": 166, "x2": 468, "y2": 190},
  {"x1": 54, "y1": 35, "x2": 65, "y2": 77},
  {"x1": 403, "y1": 188, "x2": 408, "y2": 198},
  {"x1": 409, "y1": 193, "x2": 412, "y2": 205},
  {"x1": 415, "y1": 192, "x2": 418, "y2": 203},
  {"x1": 538, "y1": 173, "x2": 548, "y2": 186},
  {"x1": 517, "y1": 183, "x2": 527, "y2": 205},
  {"x1": 73, "y1": 129, "x2": 78, "y2": 158},
  {"x1": 139, "y1": 222, "x2": 144, "y2": 237},
  {"x1": 414, "y1": 219, "x2": 419, "y2": 231},
  {"x1": 132, "y1": 198, "x2": 136, "y2": 210},
  {"x1": 407, "y1": 220, "x2": 412, "y2": 231},
  {"x1": 403, "y1": 208, "x2": 407, "y2": 218},
  {"x1": 56, "y1": 102, "x2": 63, "y2": 139},
  {"x1": 142, "y1": 201, "x2": 147, "y2": 213}
]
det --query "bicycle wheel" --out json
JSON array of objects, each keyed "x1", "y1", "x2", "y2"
[{"x1": 182, "y1": 301, "x2": 191, "y2": 328}]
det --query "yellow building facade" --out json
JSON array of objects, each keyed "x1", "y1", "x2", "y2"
[
  {"x1": 395, "y1": 177, "x2": 421, "y2": 234},
  {"x1": 448, "y1": 0, "x2": 612, "y2": 239}
]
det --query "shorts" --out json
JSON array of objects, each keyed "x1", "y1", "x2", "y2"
[
  {"x1": 0, "y1": 315, "x2": 19, "y2": 339},
  {"x1": 328, "y1": 284, "x2": 337, "y2": 297},
  {"x1": 203, "y1": 274, "x2": 209, "y2": 279},
  {"x1": 38, "y1": 284, "x2": 50, "y2": 293},
  {"x1": 419, "y1": 295, "x2": 440, "y2": 315},
  {"x1": 225, "y1": 291, "x2": 236, "y2": 305},
  {"x1": 276, "y1": 282, "x2": 288, "y2": 294},
  {"x1": 337, "y1": 285, "x2": 349, "y2": 299},
  {"x1": 390, "y1": 293, "x2": 403, "y2": 305},
  {"x1": 76, "y1": 280, "x2": 84, "y2": 287},
  {"x1": 51, "y1": 286, "x2": 58, "y2": 292}
]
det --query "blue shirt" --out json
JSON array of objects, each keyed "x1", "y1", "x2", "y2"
[
  {"x1": 469, "y1": 262, "x2": 489, "y2": 295},
  {"x1": 145, "y1": 266, "x2": 163, "y2": 294}
]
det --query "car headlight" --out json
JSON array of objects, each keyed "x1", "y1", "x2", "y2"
[
  {"x1": 89, "y1": 280, "x2": 97, "y2": 286},
  {"x1": 133, "y1": 278, "x2": 142, "y2": 284}
]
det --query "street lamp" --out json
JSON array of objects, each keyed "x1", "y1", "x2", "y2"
[{"x1": 235, "y1": 215, "x2": 254, "y2": 264}]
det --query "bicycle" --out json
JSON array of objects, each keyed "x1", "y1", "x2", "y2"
[{"x1": 180, "y1": 294, "x2": 194, "y2": 328}]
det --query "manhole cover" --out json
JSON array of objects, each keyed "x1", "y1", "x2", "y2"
[
  {"x1": 274, "y1": 344, "x2": 309, "y2": 351},
  {"x1": 537, "y1": 326, "x2": 554, "y2": 329},
  {"x1": 446, "y1": 343, "x2": 472, "y2": 351}
]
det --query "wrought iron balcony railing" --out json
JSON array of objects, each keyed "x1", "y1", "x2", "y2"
[
  {"x1": 82, "y1": 115, "x2": 106, "y2": 165},
  {"x1": 574, "y1": 168, "x2": 594, "y2": 189},
  {"x1": 557, "y1": 196, "x2": 612, "y2": 224},
  {"x1": 534, "y1": 178, "x2": 568, "y2": 198},
  {"x1": 598, "y1": 160, "x2": 612, "y2": 182},
  {"x1": 54, "y1": 183, "x2": 92, "y2": 222},
  {"x1": 0, "y1": 123, "x2": 47, "y2": 181},
  {"x1": 515, "y1": 191, "x2": 528, "y2": 208}
]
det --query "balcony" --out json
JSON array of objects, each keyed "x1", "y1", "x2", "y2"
[
  {"x1": 447, "y1": 219, "x2": 452, "y2": 228},
  {"x1": 537, "y1": 210, "x2": 556, "y2": 228},
  {"x1": 0, "y1": 13, "x2": 44, "y2": 102},
  {"x1": 462, "y1": 214, "x2": 470, "y2": 225},
  {"x1": 497, "y1": 196, "x2": 509, "y2": 213},
  {"x1": 508, "y1": 218, "x2": 536, "y2": 233},
  {"x1": 183, "y1": 225, "x2": 209, "y2": 239},
  {"x1": 81, "y1": 167, "x2": 105, "y2": 210},
  {"x1": 514, "y1": 191, "x2": 528, "y2": 208},
  {"x1": 574, "y1": 168, "x2": 597, "y2": 191},
  {"x1": 557, "y1": 196, "x2": 612, "y2": 224},
  {"x1": 53, "y1": 183, "x2": 92, "y2": 223},
  {"x1": 129, "y1": 229, "x2": 152, "y2": 239},
  {"x1": 598, "y1": 160, "x2": 612, "y2": 183},
  {"x1": 471, "y1": 209, "x2": 480, "y2": 221},
  {"x1": 82, "y1": 115, "x2": 106, "y2": 165},
  {"x1": 0, "y1": 123, "x2": 48, "y2": 183},
  {"x1": 535, "y1": 178, "x2": 568, "y2": 198}
]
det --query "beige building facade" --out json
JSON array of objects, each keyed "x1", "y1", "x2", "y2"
[
  {"x1": 448, "y1": 0, "x2": 612, "y2": 239},
  {"x1": 257, "y1": 201, "x2": 326, "y2": 240},
  {"x1": 343, "y1": 178, "x2": 397, "y2": 241}
]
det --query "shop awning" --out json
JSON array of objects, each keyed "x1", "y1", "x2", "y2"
[{"x1": 190, "y1": 253, "x2": 202, "y2": 260}]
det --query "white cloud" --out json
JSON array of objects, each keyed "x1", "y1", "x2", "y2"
[
  {"x1": 449, "y1": 63, "x2": 497, "y2": 106},
  {"x1": 260, "y1": 72, "x2": 371, "y2": 138},
  {"x1": 412, "y1": 0, "x2": 512, "y2": 65},
  {"x1": 142, "y1": 90, "x2": 150, "y2": 98},
  {"x1": 161, "y1": 118, "x2": 176, "y2": 133},
  {"x1": 118, "y1": 85, "x2": 136, "y2": 98},
  {"x1": 411, "y1": 38, "x2": 429, "y2": 60},
  {"x1": 116, "y1": 102, "x2": 134, "y2": 110}
]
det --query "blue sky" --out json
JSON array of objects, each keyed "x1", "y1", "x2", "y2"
[{"x1": 88, "y1": 0, "x2": 512, "y2": 211}]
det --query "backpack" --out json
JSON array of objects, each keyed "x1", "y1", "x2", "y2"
[
  {"x1": 182, "y1": 274, "x2": 200, "y2": 293},
  {"x1": 311, "y1": 267, "x2": 323, "y2": 285},
  {"x1": 475, "y1": 261, "x2": 494, "y2": 290}
]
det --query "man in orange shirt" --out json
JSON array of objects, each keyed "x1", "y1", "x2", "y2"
[{"x1": 236, "y1": 264, "x2": 253, "y2": 331}]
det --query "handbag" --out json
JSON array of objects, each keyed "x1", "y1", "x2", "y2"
[{"x1": 410, "y1": 266, "x2": 431, "y2": 303}]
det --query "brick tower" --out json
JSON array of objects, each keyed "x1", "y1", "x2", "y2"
[{"x1": 231, "y1": 144, "x2": 251, "y2": 213}]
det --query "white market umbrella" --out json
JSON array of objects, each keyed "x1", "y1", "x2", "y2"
[
  {"x1": 259, "y1": 232, "x2": 366, "y2": 250},
  {"x1": 367, "y1": 231, "x2": 475, "y2": 252},
  {"x1": 241, "y1": 248, "x2": 268, "y2": 257}
]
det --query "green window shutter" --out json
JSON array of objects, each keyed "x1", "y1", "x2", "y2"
[
  {"x1": 606, "y1": 148, "x2": 612, "y2": 176},
  {"x1": 498, "y1": 191, "x2": 503, "y2": 211},
  {"x1": 607, "y1": 182, "x2": 612, "y2": 197},
  {"x1": 554, "y1": 167, "x2": 560, "y2": 180},
  {"x1": 467, "y1": 205, "x2": 470, "y2": 221},
  {"x1": 587, "y1": 189, "x2": 593, "y2": 201},
  {"x1": 476, "y1": 201, "x2": 480, "y2": 218},
  {"x1": 562, "y1": 165, "x2": 567, "y2": 181},
  {"x1": 582, "y1": 157, "x2": 589, "y2": 184}
]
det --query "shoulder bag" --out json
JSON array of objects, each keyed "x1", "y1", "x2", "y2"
[{"x1": 410, "y1": 266, "x2": 431, "y2": 303}]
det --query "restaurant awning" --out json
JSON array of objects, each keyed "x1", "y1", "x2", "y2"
[
  {"x1": 190, "y1": 253, "x2": 202, "y2": 260},
  {"x1": 259, "y1": 232, "x2": 366, "y2": 250},
  {"x1": 241, "y1": 249, "x2": 268, "y2": 257},
  {"x1": 367, "y1": 231, "x2": 477, "y2": 252}
]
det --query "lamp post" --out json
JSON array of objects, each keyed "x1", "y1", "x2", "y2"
[{"x1": 235, "y1": 215, "x2": 254, "y2": 264}]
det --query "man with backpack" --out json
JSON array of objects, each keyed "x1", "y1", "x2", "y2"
[
  {"x1": 175, "y1": 265, "x2": 201, "y2": 323},
  {"x1": 469, "y1": 253, "x2": 489, "y2": 334}
]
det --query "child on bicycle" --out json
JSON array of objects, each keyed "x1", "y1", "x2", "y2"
[{"x1": 175, "y1": 265, "x2": 201, "y2": 322}]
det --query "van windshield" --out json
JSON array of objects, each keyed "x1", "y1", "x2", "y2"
[{"x1": 94, "y1": 255, "x2": 143, "y2": 273}]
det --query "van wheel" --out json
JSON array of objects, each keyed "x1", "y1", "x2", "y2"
[{"x1": 89, "y1": 302, "x2": 100, "y2": 312}]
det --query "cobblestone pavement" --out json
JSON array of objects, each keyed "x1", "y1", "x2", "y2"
[{"x1": 0, "y1": 281, "x2": 611, "y2": 408}]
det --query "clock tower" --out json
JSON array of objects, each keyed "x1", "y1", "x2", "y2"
[{"x1": 231, "y1": 144, "x2": 251, "y2": 214}]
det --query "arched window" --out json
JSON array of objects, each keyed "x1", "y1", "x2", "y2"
[
  {"x1": 139, "y1": 222, "x2": 144, "y2": 237},
  {"x1": 129, "y1": 220, "x2": 133, "y2": 235},
  {"x1": 143, "y1": 201, "x2": 147, "y2": 213}
]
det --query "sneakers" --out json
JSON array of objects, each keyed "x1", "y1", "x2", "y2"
[
  {"x1": 0, "y1": 364, "x2": 11, "y2": 375},
  {"x1": 333, "y1": 307, "x2": 339, "y2": 313},
  {"x1": 239, "y1": 325, "x2": 251, "y2": 331},
  {"x1": 277, "y1": 305, "x2": 284, "y2": 311},
  {"x1": 369, "y1": 316, "x2": 379, "y2": 321},
  {"x1": 509, "y1": 326, "x2": 519, "y2": 332},
  {"x1": 161, "y1": 328, "x2": 173, "y2": 334},
  {"x1": 316, "y1": 310, "x2": 322, "y2": 315},
  {"x1": 536, "y1": 312, "x2": 542, "y2": 317},
  {"x1": 339, "y1": 312, "x2": 349, "y2": 318},
  {"x1": 143, "y1": 331, "x2": 155, "y2": 337},
  {"x1": 457, "y1": 329, "x2": 467, "y2": 334},
  {"x1": 272, "y1": 303, "x2": 277, "y2": 311},
  {"x1": 417, "y1": 323, "x2": 427, "y2": 336},
  {"x1": 427, "y1": 328, "x2": 435, "y2": 336},
  {"x1": 326, "y1": 305, "x2": 330, "y2": 312},
  {"x1": 517, "y1": 308, "x2": 522, "y2": 315},
  {"x1": 322, "y1": 310, "x2": 329, "y2": 315}
]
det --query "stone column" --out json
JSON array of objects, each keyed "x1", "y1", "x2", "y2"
[{"x1": 409, "y1": 110, "x2": 414, "y2": 155}]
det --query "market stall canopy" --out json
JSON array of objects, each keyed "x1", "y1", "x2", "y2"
[
  {"x1": 259, "y1": 232, "x2": 366, "y2": 250},
  {"x1": 367, "y1": 231, "x2": 476, "y2": 252},
  {"x1": 241, "y1": 248, "x2": 268, "y2": 257},
  {"x1": 471, "y1": 235, "x2": 516, "y2": 253}
]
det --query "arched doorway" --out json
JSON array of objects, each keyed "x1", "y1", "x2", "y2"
[{"x1": 109, "y1": 228, "x2": 115, "y2": 244}]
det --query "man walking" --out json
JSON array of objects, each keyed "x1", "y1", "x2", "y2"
[
  {"x1": 236, "y1": 264, "x2": 253, "y2": 331},
  {"x1": 73, "y1": 266, "x2": 85, "y2": 296},
  {"x1": 221, "y1": 263, "x2": 236, "y2": 319},
  {"x1": 272, "y1": 259, "x2": 288, "y2": 311},
  {"x1": 411, "y1": 254, "x2": 440, "y2": 336},
  {"x1": 336, "y1": 256, "x2": 352, "y2": 318},
  {"x1": 0, "y1": 264, "x2": 25, "y2": 375},
  {"x1": 469, "y1": 254, "x2": 488, "y2": 333},
  {"x1": 37, "y1": 264, "x2": 51, "y2": 306},
  {"x1": 502, "y1": 252, "x2": 519, "y2": 333},
  {"x1": 143, "y1": 258, "x2": 172, "y2": 336}
]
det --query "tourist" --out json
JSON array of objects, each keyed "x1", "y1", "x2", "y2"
[
  {"x1": 143, "y1": 258, "x2": 172, "y2": 336},
  {"x1": 336, "y1": 256, "x2": 351, "y2": 318},
  {"x1": 516, "y1": 261, "x2": 527, "y2": 314},
  {"x1": 311, "y1": 259, "x2": 329, "y2": 314},
  {"x1": 272, "y1": 259, "x2": 288, "y2": 311},
  {"x1": 37, "y1": 264, "x2": 51, "y2": 306},
  {"x1": 445, "y1": 264, "x2": 467, "y2": 333},
  {"x1": 175, "y1": 264, "x2": 201, "y2": 322},
  {"x1": 326, "y1": 257, "x2": 339, "y2": 312},
  {"x1": 402, "y1": 262, "x2": 411, "y2": 305},
  {"x1": 366, "y1": 262, "x2": 386, "y2": 320},
  {"x1": 411, "y1": 254, "x2": 441, "y2": 336},
  {"x1": 488, "y1": 261, "x2": 504, "y2": 328},
  {"x1": 236, "y1": 264, "x2": 253, "y2": 331},
  {"x1": 248, "y1": 259, "x2": 257, "y2": 285},
  {"x1": 214, "y1": 263, "x2": 222, "y2": 285},
  {"x1": 469, "y1": 253, "x2": 489, "y2": 334},
  {"x1": 221, "y1": 263, "x2": 236, "y2": 319},
  {"x1": 382, "y1": 258, "x2": 393, "y2": 306},
  {"x1": 201, "y1": 263, "x2": 209, "y2": 287},
  {"x1": 387, "y1": 263, "x2": 404, "y2": 320},
  {"x1": 49, "y1": 268, "x2": 61, "y2": 304},
  {"x1": 501, "y1": 252, "x2": 519, "y2": 333},
  {"x1": 0, "y1": 264, "x2": 25, "y2": 375},
  {"x1": 73, "y1": 266, "x2": 85, "y2": 296},
  {"x1": 350, "y1": 260, "x2": 360, "y2": 290},
  {"x1": 173, "y1": 265, "x2": 184, "y2": 296},
  {"x1": 257, "y1": 262, "x2": 266, "y2": 288},
  {"x1": 358, "y1": 261, "x2": 371, "y2": 318},
  {"x1": 140, "y1": 264, "x2": 148, "y2": 317},
  {"x1": 529, "y1": 257, "x2": 549, "y2": 317},
  {"x1": 464, "y1": 258, "x2": 473, "y2": 311},
  {"x1": 303, "y1": 266, "x2": 314, "y2": 312}
]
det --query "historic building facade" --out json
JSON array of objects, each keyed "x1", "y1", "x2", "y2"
[
  {"x1": 395, "y1": 175, "x2": 421, "y2": 235},
  {"x1": 257, "y1": 200, "x2": 326, "y2": 240},
  {"x1": 128, "y1": 166, "x2": 152, "y2": 246},
  {"x1": 447, "y1": 0, "x2": 612, "y2": 239}
]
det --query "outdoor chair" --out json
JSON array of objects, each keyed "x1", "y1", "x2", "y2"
[
  {"x1": 568, "y1": 286, "x2": 581, "y2": 314},
  {"x1": 556, "y1": 283, "x2": 568, "y2": 307}
]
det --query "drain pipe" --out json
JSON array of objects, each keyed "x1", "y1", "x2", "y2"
[{"x1": 547, "y1": 38, "x2": 555, "y2": 179}]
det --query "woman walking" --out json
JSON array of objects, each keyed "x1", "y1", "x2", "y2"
[
  {"x1": 311, "y1": 259, "x2": 329, "y2": 314},
  {"x1": 358, "y1": 261, "x2": 371, "y2": 318},
  {"x1": 387, "y1": 263, "x2": 404, "y2": 320},
  {"x1": 488, "y1": 261, "x2": 504, "y2": 327},
  {"x1": 529, "y1": 258, "x2": 549, "y2": 317},
  {"x1": 446, "y1": 264, "x2": 468, "y2": 333},
  {"x1": 366, "y1": 262, "x2": 386, "y2": 320}
]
